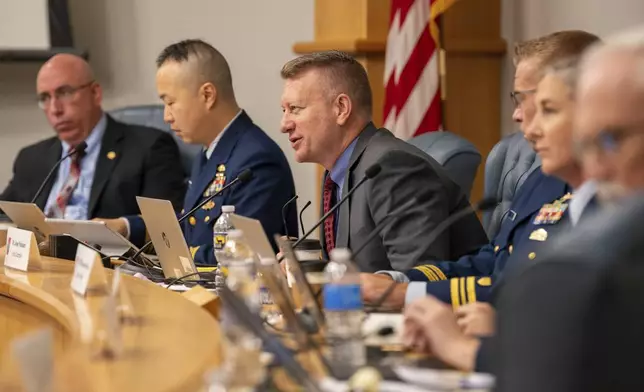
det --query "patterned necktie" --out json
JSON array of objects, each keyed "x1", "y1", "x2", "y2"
[
  {"x1": 323, "y1": 175, "x2": 337, "y2": 255},
  {"x1": 47, "y1": 148, "x2": 84, "y2": 218}
]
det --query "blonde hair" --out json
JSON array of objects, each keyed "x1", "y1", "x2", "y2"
[{"x1": 514, "y1": 30, "x2": 601, "y2": 68}]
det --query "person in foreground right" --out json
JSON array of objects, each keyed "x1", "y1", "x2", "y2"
[{"x1": 403, "y1": 25, "x2": 644, "y2": 392}]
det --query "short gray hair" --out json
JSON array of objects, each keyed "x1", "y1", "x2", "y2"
[{"x1": 580, "y1": 25, "x2": 644, "y2": 82}]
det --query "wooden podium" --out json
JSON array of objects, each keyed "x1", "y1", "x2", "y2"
[{"x1": 293, "y1": 0, "x2": 506, "y2": 202}]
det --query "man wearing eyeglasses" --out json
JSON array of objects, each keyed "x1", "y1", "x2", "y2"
[
  {"x1": 361, "y1": 30, "x2": 600, "y2": 311},
  {"x1": 0, "y1": 54, "x2": 186, "y2": 246}
]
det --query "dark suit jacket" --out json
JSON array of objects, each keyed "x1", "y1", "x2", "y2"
[
  {"x1": 479, "y1": 194, "x2": 644, "y2": 392},
  {"x1": 405, "y1": 169, "x2": 570, "y2": 304},
  {"x1": 321, "y1": 123, "x2": 488, "y2": 273},
  {"x1": 0, "y1": 115, "x2": 186, "y2": 245},
  {"x1": 176, "y1": 111, "x2": 297, "y2": 266}
]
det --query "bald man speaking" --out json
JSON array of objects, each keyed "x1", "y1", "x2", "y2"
[{"x1": 0, "y1": 54, "x2": 186, "y2": 246}]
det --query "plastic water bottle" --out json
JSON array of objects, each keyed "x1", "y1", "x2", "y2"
[
  {"x1": 220, "y1": 230, "x2": 261, "y2": 321},
  {"x1": 213, "y1": 205, "x2": 235, "y2": 292},
  {"x1": 323, "y1": 248, "x2": 366, "y2": 377},
  {"x1": 218, "y1": 230, "x2": 265, "y2": 389},
  {"x1": 258, "y1": 257, "x2": 281, "y2": 324}
]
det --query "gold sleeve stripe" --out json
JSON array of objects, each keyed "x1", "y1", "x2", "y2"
[
  {"x1": 423, "y1": 266, "x2": 441, "y2": 282},
  {"x1": 189, "y1": 246, "x2": 199, "y2": 259},
  {"x1": 466, "y1": 276, "x2": 476, "y2": 304},
  {"x1": 429, "y1": 265, "x2": 448, "y2": 280},
  {"x1": 450, "y1": 278, "x2": 460, "y2": 310},
  {"x1": 413, "y1": 266, "x2": 433, "y2": 281},
  {"x1": 416, "y1": 266, "x2": 439, "y2": 282},
  {"x1": 459, "y1": 277, "x2": 466, "y2": 307}
]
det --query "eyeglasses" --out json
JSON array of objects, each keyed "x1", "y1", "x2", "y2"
[
  {"x1": 574, "y1": 126, "x2": 644, "y2": 157},
  {"x1": 510, "y1": 89, "x2": 536, "y2": 107},
  {"x1": 37, "y1": 80, "x2": 95, "y2": 109}
]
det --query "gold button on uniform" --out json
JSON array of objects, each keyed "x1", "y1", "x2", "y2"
[
  {"x1": 528, "y1": 252, "x2": 536, "y2": 260},
  {"x1": 189, "y1": 216, "x2": 197, "y2": 226},
  {"x1": 204, "y1": 216, "x2": 210, "y2": 223},
  {"x1": 494, "y1": 245, "x2": 500, "y2": 252},
  {"x1": 509, "y1": 245, "x2": 514, "y2": 254}
]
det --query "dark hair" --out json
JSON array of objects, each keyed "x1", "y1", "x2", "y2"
[
  {"x1": 514, "y1": 30, "x2": 602, "y2": 68},
  {"x1": 280, "y1": 50, "x2": 373, "y2": 117},
  {"x1": 156, "y1": 39, "x2": 235, "y2": 99}
]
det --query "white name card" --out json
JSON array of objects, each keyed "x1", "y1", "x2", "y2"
[
  {"x1": 71, "y1": 243, "x2": 108, "y2": 296},
  {"x1": 4, "y1": 227, "x2": 41, "y2": 271}
]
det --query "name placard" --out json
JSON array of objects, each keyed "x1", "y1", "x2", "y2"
[
  {"x1": 4, "y1": 227, "x2": 41, "y2": 271},
  {"x1": 70, "y1": 243, "x2": 108, "y2": 296}
]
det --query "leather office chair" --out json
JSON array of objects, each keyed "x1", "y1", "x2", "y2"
[
  {"x1": 108, "y1": 105, "x2": 201, "y2": 179},
  {"x1": 408, "y1": 130, "x2": 481, "y2": 198},
  {"x1": 482, "y1": 131, "x2": 540, "y2": 238}
]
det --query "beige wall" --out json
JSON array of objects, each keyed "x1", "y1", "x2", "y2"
[
  {"x1": 0, "y1": 0, "x2": 317, "y2": 231},
  {"x1": 500, "y1": 0, "x2": 644, "y2": 136}
]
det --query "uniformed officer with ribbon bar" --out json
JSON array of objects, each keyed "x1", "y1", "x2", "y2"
[
  {"x1": 366, "y1": 168, "x2": 572, "y2": 309},
  {"x1": 131, "y1": 39, "x2": 298, "y2": 266}
]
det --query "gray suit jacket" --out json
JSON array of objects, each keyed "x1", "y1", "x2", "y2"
[{"x1": 321, "y1": 124, "x2": 488, "y2": 273}]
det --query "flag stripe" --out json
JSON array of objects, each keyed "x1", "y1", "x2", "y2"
[{"x1": 384, "y1": 0, "x2": 457, "y2": 141}]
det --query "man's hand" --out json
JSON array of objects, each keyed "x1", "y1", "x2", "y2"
[
  {"x1": 93, "y1": 218, "x2": 128, "y2": 237},
  {"x1": 360, "y1": 273, "x2": 407, "y2": 311},
  {"x1": 403, "y1": 296, "x2": 480, "y2": 372},
  {"x1": 455, "y1": 302, "x2": 496, "y2": 337}
]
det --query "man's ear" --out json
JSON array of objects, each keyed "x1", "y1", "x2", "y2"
[
  {"x1": 334, "y1": 93, "x2": 352, "y2": 126},
  {"x1": 201, "y1": 82, "x2": 218, "y2": 110}
]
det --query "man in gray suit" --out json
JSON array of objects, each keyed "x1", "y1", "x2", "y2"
[{"x1": 279, "y1": 50, "x2": 487, "y2": 273}]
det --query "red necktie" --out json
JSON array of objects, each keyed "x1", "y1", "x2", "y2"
[
  {"x1": 323, "y1": 175, "x2": 336, "y2": 255},
  {"x1": 47, "y1": 150, "x2": 83, "y2": 218}
]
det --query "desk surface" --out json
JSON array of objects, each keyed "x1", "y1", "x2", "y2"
[{"x1": 0, "y1": 256, "x2": 221, "y2": 392}]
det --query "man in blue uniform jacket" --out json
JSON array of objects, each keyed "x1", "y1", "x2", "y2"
[
  {"x1": 361, "y1": 29, "x2": 601, "y2": 309},
  {"x1": 126, "y1": 39, "x2": 297, "y2": 265}
]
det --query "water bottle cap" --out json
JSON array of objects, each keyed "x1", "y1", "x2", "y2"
[
  {"x1": 227, "y1": 229, "x2": 243, "y2": 238},
  {"x1": 330, "y1": 248, "x2": 352, "y2": 262},
  {"x1": 221, "y1": 205, "x2": 235, "y2": 213}
]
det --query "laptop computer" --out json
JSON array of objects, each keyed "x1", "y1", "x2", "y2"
[
  {"x1": 136, "y1": 196, "x2": 199, "y2": 281},
  {"x1": 0, "y1": 201, "x2": 53, "y2": 242},
  {"x1": 45, "y1": 218, "x2": 138, "y2": 257}
]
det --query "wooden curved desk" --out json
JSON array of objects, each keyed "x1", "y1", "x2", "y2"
[{"x1": 0, "y1": 257, "x2": 221, "y2": 392}]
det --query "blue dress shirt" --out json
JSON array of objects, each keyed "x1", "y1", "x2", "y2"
[
  {"x1": 328, "y1": 138, "x2": 358, "y2": 234},
  {"x1": 44, "y1": 114, "x2": 107, "y2": 220}
]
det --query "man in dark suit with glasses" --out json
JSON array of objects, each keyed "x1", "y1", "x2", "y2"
[{"x1": 0, "y1": 54, "x2": 186, "y2": 246}]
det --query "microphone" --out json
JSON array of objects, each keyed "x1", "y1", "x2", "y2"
[
  {"x1": 278, "y1": 163, "x2": 382, "y2": 262},
  {"x1": 126, "y1": 168, "x2": 253, "y2": 266},
  {"x1": 298, "y1": 200, "x2": 311, "y2": 236},
  {"x1": 368, "y1": 196, "x2": 499, "y2": 310},
  {"x1": 281, "y1": 194, "x2": 298, "y2": 238},
  {"x1": 31, "y1": 141, "x2": 88, "y2": 204}
]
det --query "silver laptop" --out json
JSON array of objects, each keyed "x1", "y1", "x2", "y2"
[
  {"x1": 136, "y1": 196, "x2": 198, "y2": 280},
  {"x1": 44, "y1": 218, "x2": 137, "y2": 257},
  {"x1": 0, "y1": 201, "x2": 53, "y2": 242}
]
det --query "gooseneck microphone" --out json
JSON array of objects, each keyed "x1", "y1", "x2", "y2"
[
  {"x1": 298, "y1": 200, "x2": 311, "y2": 236},
  {"x1": 368, "y1": 196, "x2": 499, "y2": 310},
  {"x1": 31, "y1": 141, "x2": 88, "y2": 204},
  {"x1": 281, "y1": 194, "x2": 298, "y2": 238},
  {"x1": 278, "y1": 163, "x2": 382, "y2": 262},
  {"x1": 126, "y1": 168, "x2": 253, "y2": 267}
]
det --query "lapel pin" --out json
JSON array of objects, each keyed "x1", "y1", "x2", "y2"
[{"x1": 107, "y1": 151, "x2": 117, "y2": 160}]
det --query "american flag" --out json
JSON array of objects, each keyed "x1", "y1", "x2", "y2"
[{"x1": 383, "y1": 0, "x2": 457, "y2": 140}]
